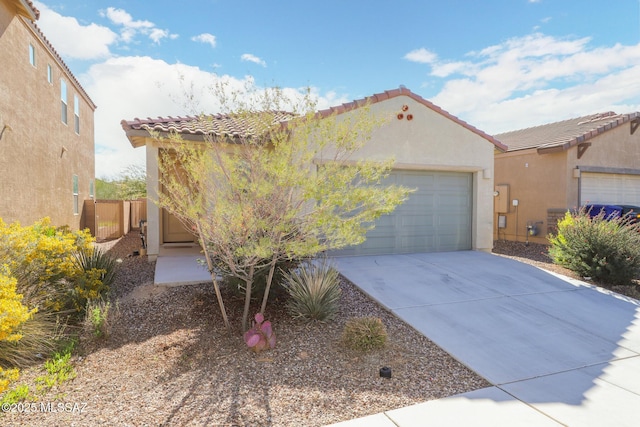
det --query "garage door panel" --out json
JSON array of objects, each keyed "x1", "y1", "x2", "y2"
[
  {"x1": 331, "y1": 170, "x2": 472, "y2": 256},
  {"x1": 581, "y1": 172, "x2": 640, "y2": 205},
  {"x1": 439, "y1": 214, "x2": 469, "y2": 227}
]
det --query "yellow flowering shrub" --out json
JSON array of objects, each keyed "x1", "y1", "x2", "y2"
[
  {"x1": 0, "y1": 217, "x2": 95, "y2": 312},
  {"x1": 0, "y1": 366, "x2": 20, "y2": 393},
  {"x1": 72, "y1": 267, "x2": 108, "y2": 311},
  {"x1": 0, "y1": 267, "x2": 36, "y2": 343}
]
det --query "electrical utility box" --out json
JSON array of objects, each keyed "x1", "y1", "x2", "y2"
[{"x1": 495, "y1": 184, "x2": 510, "y2": 213}]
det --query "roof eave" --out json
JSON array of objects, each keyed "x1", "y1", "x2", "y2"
[{"x1": 14, "y1": 0, "x2": 38, "y2": 20}]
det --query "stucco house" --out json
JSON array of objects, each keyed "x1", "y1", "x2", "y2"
[
  {"x1": 494, "y1": 111, "x2": 640, "y2": 244},
  {"x1": 0, "y1": 0, "x2": 96, "y2": 230},
  {"x1": 121, "y1": 87, "x2": 506, "y2": 260}
]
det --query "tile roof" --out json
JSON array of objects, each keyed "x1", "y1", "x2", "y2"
[
  {"x1": 496, "y1": 111, "x2": 640, "y2": 153},
  {"x1": 123, "y1": 87, "x2": 507, "y2": 151},
  {"x1": 121, "y1": 111, "x2": 297, "y2": 147},
  {"x1": 11, "y1": 0, "x2": 39, "y2": 20}
]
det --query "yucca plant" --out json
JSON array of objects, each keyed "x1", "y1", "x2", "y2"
[
  {"x1": 71, "y1": 247, "x2": 118, "y2": 313},
  {"x1": 342, "y1": 317, "x2": 387, "y2": 351},
  {"x1": 281, "y1": 260, "x2": 342, "y2": 321},
  {"x1": 73, "y1": 247, "x2": 118, "y2": 289}
]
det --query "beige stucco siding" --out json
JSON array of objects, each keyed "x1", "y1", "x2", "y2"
[
  {"x1": 0, "y1": 3, "x2": 95, "y2": 229},
  {"x1": 320, "y1": 95, "x2": 496, "y2": 252}
]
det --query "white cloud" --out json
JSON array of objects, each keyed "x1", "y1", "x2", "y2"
[
  {"x1": 102, "y1": 7, "x2": 153, "y2": 29},
  {"x1": 241, "y1": 53, "x2": 267, "y2": 67},
  {"x1": 192, "y1": 33, "x2": 217, "y2": 48},
  {"x1": 418, "y1": 33, "x2": 640, "y2": 133},
  {"x1": 34, "y1": 1, "x2": 117, "y2": 60},
  {"x1": 404, "y1": 48, "x2": 438, "y2": 64},
  {"x1": 100, "y1": 7, "x2": 177, "y2": 44}
]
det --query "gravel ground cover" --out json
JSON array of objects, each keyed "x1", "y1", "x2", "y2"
[{"x1": 2, "y1": 233, "x2": 489, "y2": 426}]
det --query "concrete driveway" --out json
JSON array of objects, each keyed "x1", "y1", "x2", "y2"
[{"x1": 329, "y1": 251, "x2": 640, "y2": 427}]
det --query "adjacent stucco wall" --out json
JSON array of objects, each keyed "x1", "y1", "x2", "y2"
[
  {"x1": 318, "y1": 95, "x2": 496, "y2": 251},
  {"x1": 494, "y1": 149, "x2": 568, "y2": 244},
  {"x1": 494, "y1": 121, "x2": 640, "y2": 244},
  {"x1": 0, "y1": 4, "x2": 95, "y2": 230}
]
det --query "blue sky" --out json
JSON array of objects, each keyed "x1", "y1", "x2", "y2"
[{"x1": 33, "y1": 1, "x2": 640, "y2": 178}]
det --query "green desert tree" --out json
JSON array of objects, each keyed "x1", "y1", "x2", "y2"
[
  {"x1": 156, "y1": 84, "x2": 412, "y2": 331},
  {"x1": 96, "y1": 164, "x2": 146, "y2": 200}
]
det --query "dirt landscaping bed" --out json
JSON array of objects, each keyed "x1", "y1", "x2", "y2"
[{"x1": 3, "y1": 232, "x2": 489, "y2": 426}]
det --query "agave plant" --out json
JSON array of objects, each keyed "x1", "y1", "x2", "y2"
[{"x1": 281, "y1": 260, "x2": 341, "y2": 321}]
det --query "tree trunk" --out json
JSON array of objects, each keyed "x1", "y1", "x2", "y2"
[
  {"x1": 196, "y1": 222, "x2": 231, "y2": 332},
  {"x1": 242, "y1": 265, "x2": 254, "y2": 331},
  {"x1": 260, "y1": 255, "x2": 278, "y2": 315}
]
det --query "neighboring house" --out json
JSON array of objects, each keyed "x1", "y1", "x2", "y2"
[
  {"x1": 121, "y1": 87, "x2": 505, "y2": 260},
  {"x1": 494, "y1": 111, "x2": 640, "y2": 244},
  {"x1": 0, "y1": 0, "x2": 96, "y2": 230}
]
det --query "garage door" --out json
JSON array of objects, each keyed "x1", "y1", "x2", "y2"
[
  {"x1": 581, "y1": 172, "x2": 640, "y2": 205},
  {"x1": 332, "y1": 170, "x2": 472, "y2": 256}
]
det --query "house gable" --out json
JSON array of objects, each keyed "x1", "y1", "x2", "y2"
[{"x1": 317, "y1": 87, "x2": 507, "y2": 152}]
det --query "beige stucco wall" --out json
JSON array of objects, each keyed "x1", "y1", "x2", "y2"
[
  {"x1": 318, "y1": 95, "x2": 497, "y2": 252},
  {"x1": 0, "y1": 3, "x2": 95, "y2": 230}
]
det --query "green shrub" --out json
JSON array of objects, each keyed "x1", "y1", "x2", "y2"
[
  {"x1": 0, "y1": 383, "x2": 30, "y2": 404},
  {"x1": 35, "y1": 340, "x2": 77, "y2": 392},
  {"x1": 342, "y1": 317, "x2": 387, "y2": 351},
  {"x1": 549, "y1": 209, "x2": 640, "y2": 285},
  {"x1": 84, "y1": 298, "x2": 115, "y2": 338},
  {"x1": 281, "y1": 260, "x2": 341, "y2": 321}
]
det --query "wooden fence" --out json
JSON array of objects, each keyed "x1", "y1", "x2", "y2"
[{"x1": 82, "y1": 199, "x2": 147, "y2": 241}]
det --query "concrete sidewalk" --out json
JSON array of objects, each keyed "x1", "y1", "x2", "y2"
[
  {"x1": 327, "y1": 251, "x2": 640, "y2": 427},
  {"x1": 154, "y1": 244, "x2": 211, "y2": 285}
]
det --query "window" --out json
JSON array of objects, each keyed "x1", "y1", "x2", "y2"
[
  {"x1": 29, "y1": 44, "x2": 35, "y2": 66},
  {"x1": 89, "y1": 180, "x2": 94, "y2": 199},
  {"x1": 60, "y1": 79, "x2": 67, "y2": 124},
  {"x1": 73, "y1": 175, "x2": 79, "y2": 215},
  {"x1": 47, "y1": 64, "x2": 52, "y2": 83},
  {"x1": 74, "y1": 95, "x2": 80, "y2": 134}
]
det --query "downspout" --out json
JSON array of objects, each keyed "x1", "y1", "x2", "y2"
[{"x1": 576, "y1": 166, "x2": 581, "y2": 208}]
